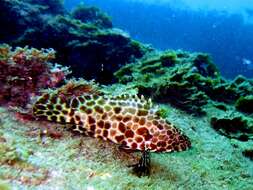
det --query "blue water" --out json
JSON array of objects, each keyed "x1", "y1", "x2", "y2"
[{"x1": 64, "y1": 0, "x2": 253, "y2": 79}]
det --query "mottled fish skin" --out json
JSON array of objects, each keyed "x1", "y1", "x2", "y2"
[{"x1": 33, "y1": 93, "x2": 191, "y2": 152}]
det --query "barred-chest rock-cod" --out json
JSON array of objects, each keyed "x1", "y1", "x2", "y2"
[{"x1": 33, "y1": 93, "x2": 191, "y2": 176}]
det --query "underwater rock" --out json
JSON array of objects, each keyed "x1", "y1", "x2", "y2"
[
  {"x1": 72, "y1": 4, "x2": 112, "y2": 28},
  {"x1": 210, "y1": 115, "x2": 253, "y2": 141},
  {"x1": 235, "y1": 95, "x2": 253, "y2": 114},
  {"x1": 0, "y1": 44, "x2": 70, "y2": 108},
  {"x1": 28, "y1": 0, "x2": 66, "y2": 15},
  {"x1": 0, "y1": 0, "x2": 149, "y2": 84},
  {"x1": 115, "y1": 51, "x2": 218, "y2": 115},
  {"x1": 0, "y1": 0, "x2": 65, "y2": 42},
  {"x1": 115, "y1": 50, "x2": 253, "y2": 115}
]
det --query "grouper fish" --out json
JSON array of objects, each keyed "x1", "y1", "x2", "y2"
[{"x1": 33, "y1": 93, "x2": 191, "y2": 176}]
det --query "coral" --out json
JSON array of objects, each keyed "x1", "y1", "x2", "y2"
[
  {"x1": 0, "y1": 44, "x2": 70, "y2": 108},
  {"x1": 235, "y1": 95, "x2": 253, "y2": 114},
  {"x1": 210, "y1": 114, "x2": 253, "y2": 141}
]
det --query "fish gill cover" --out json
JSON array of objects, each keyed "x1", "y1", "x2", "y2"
[{"x1": 0, "y1": 0, "x2": 253, "y2": 189}]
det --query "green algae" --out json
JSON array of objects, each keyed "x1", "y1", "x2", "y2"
[
  {"x1": 115, "y1": 50, "x2": 253, "y2": 116},
  {"x1": 115, "y1": 51, "x2": 217, "y2": 115},
  {"x1": 235, "y1": 95, "x2": 253, "y2": 114},
  {"x1": 210, "y1": 114, "x2": 253, "y2": 141}
]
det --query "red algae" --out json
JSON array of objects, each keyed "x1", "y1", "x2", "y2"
[{"x1": 0, "y1": 44, "x2": 70, "y2": 108}]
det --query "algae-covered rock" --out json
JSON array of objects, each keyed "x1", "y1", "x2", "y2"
[
  {"x1": 0, "y1": 0, "x2": 150, "y2": 84},
  {"x1": 115, "y1": 51, "x2": 218, "y2": 115},
  {"x1": 115, "y1": 50, "x2": 253, "y2": 115},
  {"x1": 72, "y1": 4, "x2": 112, "y2": 28},
  {"x1": 210, "y1": 114, "x2": 253, "y2": 141},
  {"x1": 235, "y1": 95, "x2": 253, "y2": 114}
]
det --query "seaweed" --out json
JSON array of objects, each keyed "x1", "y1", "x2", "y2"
[
  {"x1": 210, "y1": 115, "x2": 253, "y2": 141},
  {"x1": 235, "y1": 95, "x2": 253, "y2": 114}
]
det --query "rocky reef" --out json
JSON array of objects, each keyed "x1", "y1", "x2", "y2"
[
  {"x1": 115, "y1": 51, "x2": 253, "y2": 115},
  {"x1": 0, "y1": 44, "x2": 69, "y2": 108},
  {"x1": 0, "y1": 0, "x2": 150, "y2": 84},
  {"x1": 210, "y1": 114, "x2": 253, "y2": 141}
]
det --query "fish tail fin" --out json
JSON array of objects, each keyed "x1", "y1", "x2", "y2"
[{"x1": 33, "y1": 93, "x2": 71, "y2": 123}]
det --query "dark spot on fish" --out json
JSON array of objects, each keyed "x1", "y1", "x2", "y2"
[
  {"x1": 133, "y1": 117, "x2": 139, "y2": 123},
  {"x1": 157, "y1": 141, "x2": 166, "y2": 147},
  {"x1": 46, "y1": 111, "x2": 52, "y2": 116},
  {"x1": 116, "y1": 116, "x2": 123, "y2": 121},
  {"x1": 50, "y1": 95, "x2": 58, "y2": 104},
  {"x1": 97, "y1": 99, "x2": 105, "y2": 105},
  {"x1": 113, "y1": 107, "x2": 121, "y2": 114},
  {"x1": 102, "y1": 113, "x2": 108, "y2": 120},
  {"x1": 104, "y1": 122, "x2": 111, "y2": 129},
  {"x1": 56, "y1": 105, "x2": 62, "y2": 110},
  {"x1": 135, "y1": 136, "x2": 143, "y2": 143},
  {"x1": 86, "y1": 101, "x2": 95, "y2": 107},
  {"x1": 65, "y1": 100, "x2": 71, "y2": 109},
  {"x1": 85, "y1": 108, "x2": 92, "y2": 114},
  {"x1": 90, "y1": 124, "x2": 96, "y2": 132},
  {"x1": 131, "y1": 142, "x2": 137, "y2": 149},
  {"x1": 167, "y1": 130, "x2": 172, "y2": 136},
  {"x1": 97, "y1": 120, "x2": 104, "y2": 128},
  {"x1": 69, "y1": 109, "x2": 75, "y2": 117},
  {"x1": 137, "y1": 109, "x2": 148, "y2": 116},
  {"x1": 93, "y1": 95, "x2": 99, "y2": 100},
  {"x1": 102, "y1": 130, "x2": 108, "y2": 137},
  {"x1": 84, "y1": 95, "x2": 91, "y2": 100},
  {"x1": 150, "y1": 143, "x2": 157, "y2": 150},
  {"x1": 152, "y1": 120, "x2": 158, "y2": 125},
  {"x1": 139, "y1": 117, "x2": 146, "y2": 125},
  {"x1": 36, "y1": 105, "x2": 46, "y2": 110},
  {"x1": 36, "y1": 111, "x2": 44, "y2": 115},
  {"x1": 62, "y1": 110, "x2": 68, "y2": 114},
  {"x1": 47, "y1": 104, "x2": 54, "y2": 110},
  {"x1": 118, "y1": 122, "x2": 126, "y2": 133},
  {"x1": 51, "y1": 115, "x2": 57, "y2": 122},
  {"x1": 125, "y1": 130, "x2": 134, "y2": 138},
  {"x1": 60, "y1": 116, "x2": 65, "y2": 123},
  {"x1": 94, "y1": 106, "x2": 103, "y2": 114},
  {"x1": 53, "y1": 110, "x2": 60, "y2": 115},
  {"x1": 88, "y1": 116, "x2": 95, "y2": 124},
  {"x1": 70, "y1": 118, "x2": 75, "y2": 124},
  {"x1": 78, "y1": 97, "x2": 85, "y2": 103},
  {"x1": 71, "y1": 98, "x2": 79, "y2": 108},
  {"x1": 115, "y1": 135, "x2": 125, "y2": 142},
  {"x1": 123, "y1": 116, "x2": 131, "y2": 123},
  {"x1": 37, "y1": 94, "x2": 49, "y2": 104},
  {"x1": 75, "y1": 115, "x2": 80, "y2": 121}
]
